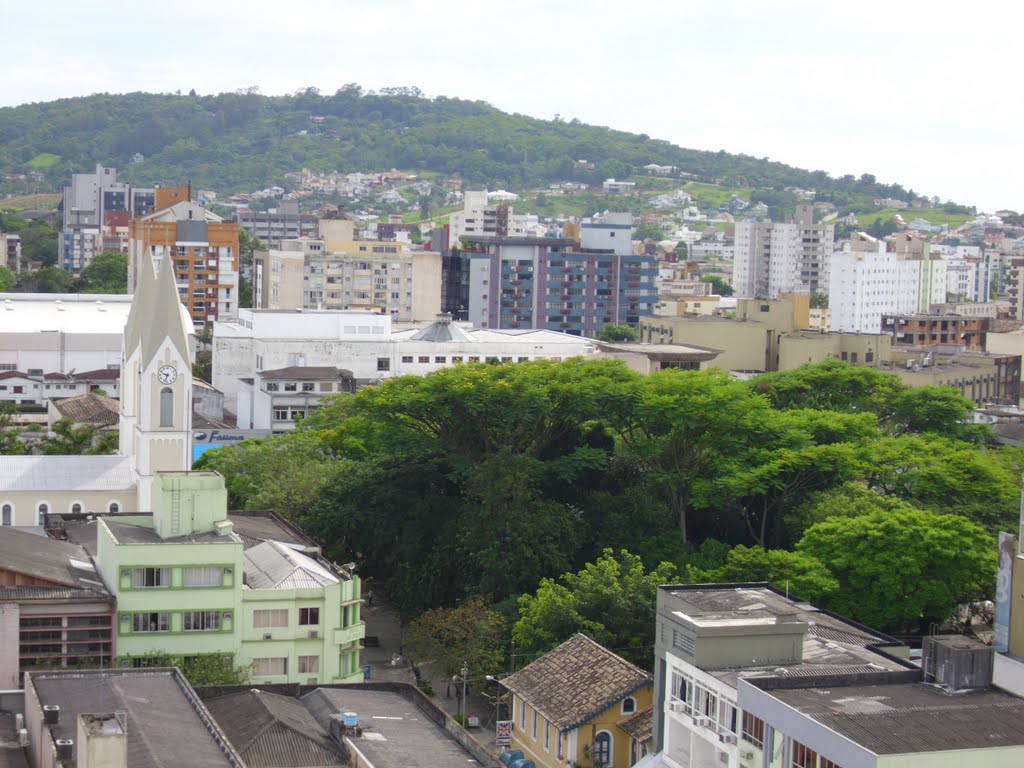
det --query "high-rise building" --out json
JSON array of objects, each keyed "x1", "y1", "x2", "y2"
[
  {"x1": 732, "y1": 204, "x2": 834, "y2": 299},
  {"x1": 128, "y1": 186, "x2": 239, "y2": 329},
  {"x1": 447, "y1": 190, "x2": 543, "y2": 242},
  {"x1": 60, "y1": 164, "x2": 154, "y2": 274},
  {"x1": 234, "y1": 201, "x2": 319, "y2": 248}
]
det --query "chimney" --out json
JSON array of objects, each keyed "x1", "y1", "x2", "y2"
[{"x1": 76, "y1": 713, "x2": 128, "y2": 768}]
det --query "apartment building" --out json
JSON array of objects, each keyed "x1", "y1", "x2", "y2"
[
  {"x1": 234, "y1": 201, "x2": 319, "y2": 247},
  {"x1": 128, "y1": 186, "x2": 240, "y2": 328},
  {"x1": 466, "y1": 228, "x2": 658, "y2": 334},
  {"x1": 881, "y1": 312, "x2": 989, "y2": 351},
  {"x1": 829, "y1": 233, "x2": 946, "y2": 333},
  {"x1": 732, "y1": 204, "x2": 834, "y2": 299},
  {"x1": 650, "y1": 584, "x2": 1024, "y2": 768},
  {"x1": 1, "y1": 231, "x2": 20, "y2": 271},
  {"x1": 253, "y1": 236, "x2": 442, "y2": 321},
  {"x1": 60, "y1": 164, "x2": 154, "y2": 274},
  {"x1": 448, "y1": 190, "x2": 542, "y2": 242}
]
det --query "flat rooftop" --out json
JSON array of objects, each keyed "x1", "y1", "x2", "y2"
[
  {"x1": 661, "y1": 585, "x2": 910, "y2": 687},
  {"x1": 304, "y1": 689, "x2": 480, "y2": 766},
  {"x1": 768, "y1": 681, "x2": 1024, "y2": 754},
  {"x1": 0, "y1": 293, "x2": 131, "y2": 334}
]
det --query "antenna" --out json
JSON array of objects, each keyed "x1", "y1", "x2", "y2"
[{"x1": 785, "y1": 580, "x2": 790, "y2": 599}]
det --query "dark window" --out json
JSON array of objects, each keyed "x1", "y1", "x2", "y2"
[
  {"x1": 377, "y1": 358, "x2": 390, "y2": 371},
  {"x1": 299, "y1": 607, "x2": 320, "y2": 625}
]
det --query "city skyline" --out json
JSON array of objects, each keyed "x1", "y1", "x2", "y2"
[{"x1": 1, "y1": 0, "x2": 1019, "y2": 213}]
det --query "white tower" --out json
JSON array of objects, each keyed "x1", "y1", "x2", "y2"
[{"x1": 120, "y1": 256, "x2": 193, "y2": 511}]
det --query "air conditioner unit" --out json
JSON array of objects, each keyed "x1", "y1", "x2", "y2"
[
  {"x1": 740, "y1": 750, "x2": 755, "y2": 761},
  {"x1": 18, "y1": 728, "x2": 28, "y2": 747},
  {"x1": 669, "y1": 700, "x2": 685, "y2": 713},
  {"x1": 263, "y1": 633, "x2": 273, "y2": 640},
  {"x1": 308, "y1": 630, "x2": 319, "y2": 638},
  {"x1": 718, "y1": 733, "x2": 737, "y2": 745},
  {"x1": 693, "y1": 716, "x2": 712, "y2": 728}
]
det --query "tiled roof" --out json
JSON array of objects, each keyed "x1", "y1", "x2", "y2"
[
  {"x1": 501, "y1": 634, "x2": 653, "y2": 731},
  {"x1": 51, "y1": 393, "x2": 120, "y2": 426},
  {"x1": 0, "y1": 527, "x2": 107, "y2": 592},
  {"x1": 0, "y1": 370, "x2": 30, "y2": 380},
  {"x1": 203, "y1": 690, "x2": 343, "y2": 767},
  {"x1": 0, "y1": 455, "x2": 135, "y2": 492},
  {"x1": 227, "y1": 511, "x2": 316, "y2": 551},
  {"x1": 617, "y1": 706, "x2": 653, "y2": 743},
  {"x1": 243, "y1": 540, "x2": 341, "y2": 589},
  {"x1": 71, "y1": 368, "x2": 121, "y2": 381},
  {"x1": 259, "y1": 366, "x2": 354, "y2": 380},
  {"x1": 43, "y1": 372, "x2": 73, "y2": 380}
]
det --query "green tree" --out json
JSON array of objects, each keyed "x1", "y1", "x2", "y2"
[
  {"x1": 403, "y1": 597, "x2": 507, "y2": 696},
  {"x1": 121, "y1": 651, "x2": 250, "y2": 686},
  {"x1": 513, "y1": 549, "x2": 678, "y2": 670},
  {"x1": 18, "y1": 266, "x2": 74, "y2": 293},
  {"x1": 0, "y1": 265, "x2": 15, "y2": 292},
  {"x1": 595, "y1": 324, "x2": 638, "y2": 342},
  {"x1": 0, "y1": 402, "x2": 29, "y2": 455},
  {"x1": 237, "y1": 229, "x2": 263, "y2": 309},
  {"x1": 796, "y1": 506, "x2": 995, "y2": 632},
  {"x1": 633, "y1": 222, "x2": 664, "y2": 241},
  {"x1": 38, "y1": 419, "x2": 118, "y2": 455},
  {"x1": 695, "y1": 545, "x2": 838, "y2": 604},
  {"x1": 699, "y1": 275, "x2": 734, "y2": 296},
  {"x1": 77, "y1": 251, "x2": 128, "y2": 293}
]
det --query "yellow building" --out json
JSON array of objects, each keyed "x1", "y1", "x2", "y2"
[{"x1": 502, "y1": 633, "x2": 654, "y2": 768}]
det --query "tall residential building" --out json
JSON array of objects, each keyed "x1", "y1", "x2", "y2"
[
  {"x1": 253, "y1": 236, "x2": 442, "y2": 321},
  {"x1": 128, "y1": 186, "x2": 240, "y2": 328},
  {"x1": 60, "y1": 164, "x2": 154, "y2": 274},
  {"x1": 829, "y1": 233, "x2": 947, "y2": 333},
  {"x1": 1, "y1": 231, "x2": 20, "y2": 271},
  {"x1": 447, "y1": 190, "x2": 543, "y2": 242},
  {"x1": 465, "y1": 217, "x2": 657, "y2": 335},
  {"x1": 234, "y1": 201, "x2": 319, "y2": 247},
  {"x1": 732, "y1": 204, "x2": 834, "y2": 299}
]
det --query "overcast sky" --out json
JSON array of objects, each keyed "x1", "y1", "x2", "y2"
[{"x1": 2, "y1": 0, "x2": 1020, "y2": 212}]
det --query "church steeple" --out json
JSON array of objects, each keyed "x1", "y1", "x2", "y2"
[{"x1": 125, "y1": 255, "x2": 194, "y2": 512}]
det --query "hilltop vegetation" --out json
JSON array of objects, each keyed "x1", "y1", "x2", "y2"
[{"x1": 0, "y1": 87, "x2": 938, "y2": 207}]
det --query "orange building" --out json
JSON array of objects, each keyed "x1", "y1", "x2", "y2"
[{"x1": 128, "y1": 186, "x2": 240, "y2": 328}]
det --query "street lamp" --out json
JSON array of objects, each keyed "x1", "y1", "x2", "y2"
[{"x1": 452, "y1": 661, "x2": 469, "y2": 720}]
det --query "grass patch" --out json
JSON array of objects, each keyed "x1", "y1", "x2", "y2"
[
  {"x1": 684, "y1": 182, "x2": 754, "y2": 208},
  {"x1": 0, "y1": 193, "x2": 62, "y2": 211},
  {"x1": 850, "y1": 208, "x2": 972, "y2": 230},
  {"x1": 25, "y1": 153, "x2": 60, "y2": 169}
]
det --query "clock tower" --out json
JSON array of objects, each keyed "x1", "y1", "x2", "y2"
[{"x1": 121, "y1": 255, "x2": 194, "y2": 512}]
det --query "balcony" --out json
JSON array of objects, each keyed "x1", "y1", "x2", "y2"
[{"x1": 334, "y1": 623, "x2": 365, "y2": 646}]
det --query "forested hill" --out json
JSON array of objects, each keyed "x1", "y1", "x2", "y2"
[{"x1": 1, "y1": 86, "x2": 920, "y2": 201}]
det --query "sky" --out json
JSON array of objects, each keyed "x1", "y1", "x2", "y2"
[{"x1": 2, "y1": 0, "x2": 1021, "y2": 212}]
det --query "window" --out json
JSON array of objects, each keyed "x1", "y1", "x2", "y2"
[
  {"x1": 377, "y1": 358, "x2": 390, "y2": 371},
  {"x1": 131, "y1": 613, "x2": 169, "y2": 632},
  {"x1": 159, "y1": 387, "x2": 174, "y2": 427},
  {"x1": 418, "y1": 356, "x2": 430, "y2": 363},
  {"x1": 71, "y1": 502, "x2": 82, "y2": 514},
  {"x1": 544, "y1": 722, "x2": 550, "y2": 751},
  {"x1": 401, "y1": 356, "x2": 413, "y2": 363},
  {"x1": 273, "y1": 408, "x2": 289, "y2": 421},
  {"x1": 532, "y1": 711, "x2": 537, "y2": 740},
  {"x1": 819, "y1": 759, "x2": 842, "y2": 768},
  {"x1": 593, "y1": 731, "x2": 612, "y2": 766},
  {"x1": 741, "y1": 712, "x2": 765, "y2": 748},
  {"x1": 252, "y1": 657, "x2": 288, "y2": 676},
  {"x1": 622, "y1": 697, "x2": 636, "y2": 714},
  {"x1": 792, "y1": 741, "x2": 817, "y2": 768},
  {"x1": 253, "y1": 609, "x2": 288, "y2": 628},
  {"x1": 434, "y1": 356, "x2": 446, "y2": 363},
  {"x1": 183, "y1": 566, "x2": 220, "y2": 587},
  {"x1": 452, "y1": 356, "x2": 463, "y2": 363},
  {"x1": 1, "y1": 504, "x2": 10, "y2": 526},
  {"x1": 557, "y1": 732, "x2": 563, "y2": 760},
  {"x1": 284, "y1": 382, "x2": 297, "y2": 391},
  {"x1": 520, "y1": 701, "x2": 526, "y2": 728},
  {"x1": 299, "y1": 607, "x2": 320, "y2": 625},
  {"x1": 298, "y1": 655, "x2": 320, "y2": 674},
  {"x1": 183, "y1": 611, "x2": 221, "y2": 631},
  {"x1": 108, "y1": 502, "x2": 119, "y2": 513},
  {"x1": 132, "y1": 567, "x2": 169, "y2": 588},
  {"x1": 265, "y1": 382, "x2": 280, "y2": 391},
  {"x1": 37, "y1": 503, "x2": 48, "y2": 526},
  {"x1": 302, "y1": 382, "x2": 315, "y2": 391}
]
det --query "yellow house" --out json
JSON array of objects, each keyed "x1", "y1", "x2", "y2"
[{"x1": 502, "y1": 634, "x2": 654, "y2": 768}]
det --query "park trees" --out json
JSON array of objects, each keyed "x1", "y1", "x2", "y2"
[
  {"x1": 77, "y1": 251, "x2": 128, "y2": 293},
  {"x1": 796, "y1": 506, "x2": 995, "y2": 633}
]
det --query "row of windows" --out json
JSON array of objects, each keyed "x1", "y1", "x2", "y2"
[
  {"x1": 252, "y1": 655, "x2": 320, "y2": 676},
  {"x1": 252, "y1": 607, "x2": 321, "y2": 628},
  {"x1": 1, "y1": 500, "x2": 120, "y2": 526},
  {"x1": 127, "y1": 566, "x2": 226, "y2": 589}
]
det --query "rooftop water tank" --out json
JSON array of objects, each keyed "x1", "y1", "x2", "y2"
[
  {"x1": 341, "y1": 712, "x2": 359, "y2": 728},
  {"x1": 500, "y1": 750, "x2": 524, "y2": 765}
]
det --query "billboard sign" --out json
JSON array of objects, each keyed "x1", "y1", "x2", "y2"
[
  {"x1": 496, "y1": 720, "x2": 513, "y2": 746},
  {"x1": 995, "y1": 531, "x2": 1014, "y2": 652}
]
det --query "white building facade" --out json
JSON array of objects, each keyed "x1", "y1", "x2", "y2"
[{"x1": 732, "y1": 205, "x2": 834, "y2": 299}]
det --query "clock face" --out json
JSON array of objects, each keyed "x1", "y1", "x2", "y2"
[{"x1": 157, "y1": 364, "x2": 178, "y2": 385}]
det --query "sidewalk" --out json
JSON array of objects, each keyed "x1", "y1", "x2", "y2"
[{"x1": 361, "y1": 587, "x2": 508, "y2": 761}]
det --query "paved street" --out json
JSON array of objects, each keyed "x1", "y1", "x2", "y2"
[{"x1": 361, "y1": 586, "x2": 509, "y2": 761}]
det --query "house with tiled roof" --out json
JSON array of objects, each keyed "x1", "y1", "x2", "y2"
[
  {"x1": 501, "y1": 633, "x2": 653, "y2": 768},
  {"x1": 47, "y1": 391, "x2": 120, "y2": 430}
]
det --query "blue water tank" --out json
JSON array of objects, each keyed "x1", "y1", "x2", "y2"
[
  {"x1": 509, "y1": 759, "x2": 535, "y2": 768},
  {"x1": 499, "y1": 750, "x2": 524, "y2": 765},
  {"x1": 341, "y1": 712, "x2": 358, "y2": 728}
]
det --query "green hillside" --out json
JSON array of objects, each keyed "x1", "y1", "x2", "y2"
[{"x1": 0, "y1": 87, "x2": 942, "y2": 208}]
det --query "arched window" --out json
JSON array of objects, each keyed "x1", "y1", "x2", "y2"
[
  {"x1": 109, "y1": 502, "x2": 120, "y2": 514},
  {"x1": 593, "y1": 731, "x2": 612, "y2": 767},
  {"x1": 38, "y1": 503, "x2": 49, "y2": 526},
  {"x1": 621, "y1": 696, "x2": 636, "y2": 714},
  {"x1": 71, "y1": 502, "x2": 82, "y2": 515},
  {"x1": 160, "y1": 387, "x2": 174, "y2": 427},
  {"x1": 1, "y1": 504, "x2": 11, "y2": 526}
]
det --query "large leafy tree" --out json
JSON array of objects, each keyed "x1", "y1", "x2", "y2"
[
  {"x1": 694, "y1": 545, "x2": 838, "y2": 605},
  {"x1": 77, "y1": 251, "x2": 128, "y2": 293},
  {"x1": 796, "y1": 506, "x2": 995, "y2": 632},
  {"x1": 513, "y1": 549, "x2": 677, "y2": 670},
  {"x1": 403, "y1": 597, "x2": 507, "y2": 696}
]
